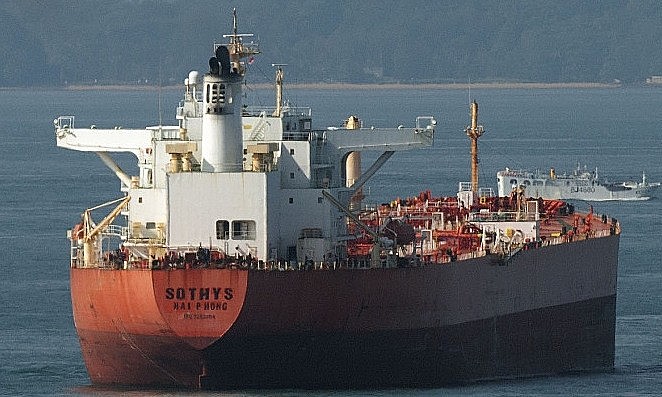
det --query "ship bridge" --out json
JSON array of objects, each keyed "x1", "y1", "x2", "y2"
[
  {"x1": 314, "y1": 116, "x2": 436, "y2": 196},
  {"x1": 54, "y1": 115, "x2": 176, "y2": 189},
  {"x1": 321, "y1": 116, "x2": 435, "y2": 153},
  {"x1": 54, "y1": 116, "x2": 159, "y2": 155}
]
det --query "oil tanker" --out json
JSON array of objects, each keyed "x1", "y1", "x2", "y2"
[{"x1": 55, "y1": 11, "x2": 619, "y2": 390}]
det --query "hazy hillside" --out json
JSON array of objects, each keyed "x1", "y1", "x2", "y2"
[{"x1": 2, "y1": 0, "x2": 661, "y2": 86}]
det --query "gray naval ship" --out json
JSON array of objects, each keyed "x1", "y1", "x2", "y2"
[{"x1": 498, "y1": 165, "x2": 660, "y2": 201}]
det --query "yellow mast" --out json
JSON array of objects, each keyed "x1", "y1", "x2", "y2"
[
  {"x1": 465, "y1": 100, "x2": 485, "y2": 193},
  {"x1": 82, "y1": 196, "x2": 131, "y2": 267},
  {"x1": 224, "y1": 8, "x2": 260, "y2": 76}
]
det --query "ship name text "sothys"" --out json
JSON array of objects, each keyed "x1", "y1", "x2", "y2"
[{"x1": 165, "y1": 287, "x2": 234, "y2": 301}]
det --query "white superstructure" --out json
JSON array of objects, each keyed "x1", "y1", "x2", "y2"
[{"x1": 54, "y1": 16, "x2": 436, "y2": 266}]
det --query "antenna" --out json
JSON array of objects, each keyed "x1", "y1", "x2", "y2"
[
  {"x1": 158, "y1": 57, "x2": 163, "y2": 126},
  {"x1": 218, "y1": 8, "x2": 260, "y2": 76},
  {"x1": 467, "y1": 76, "x2": 472, "y2": 104},
  {"x1": 233, "y1": 7, "x2": 237, "y2": 36},
  {"x1": 157, "y1": 34, "x2": 163, "y2": 127}
]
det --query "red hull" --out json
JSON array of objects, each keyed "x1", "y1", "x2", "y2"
[{"x1": 71, "y1": 234, "x2": 619, "y2": 389}]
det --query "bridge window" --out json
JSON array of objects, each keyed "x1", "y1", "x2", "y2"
[
  {"x1": 216, "y1": 220, "x2": 229, "y2": 239},
  {"x1": 232, "y1": 220, "x2": 256, "y2": 240}
]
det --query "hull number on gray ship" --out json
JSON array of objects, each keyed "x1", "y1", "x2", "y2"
[{"x1": 571, "y1": 186, "x2": 595, "y2": 193}]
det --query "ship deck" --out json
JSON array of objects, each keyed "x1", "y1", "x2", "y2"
[{"x1": 83, "y1": 193, "x2": 619, "y2": 271}]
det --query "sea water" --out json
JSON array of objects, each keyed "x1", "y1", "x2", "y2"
[{"x1": 0, "y1": 86, "x2": 661, "y2": 396}]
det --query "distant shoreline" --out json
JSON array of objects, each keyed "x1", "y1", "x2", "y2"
[{"x1": 43, "y1": 81, "x2": 623, "y2": 91}]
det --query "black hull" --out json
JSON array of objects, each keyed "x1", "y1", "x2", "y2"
[{"x1": 201, "y1": 294, "x2": 616, "y2": 389}]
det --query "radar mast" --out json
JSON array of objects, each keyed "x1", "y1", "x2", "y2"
[{"x1": 221, "y1": 8, "x2": 260, "y2": 76}]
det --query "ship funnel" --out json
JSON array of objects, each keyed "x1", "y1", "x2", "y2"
[
  {"x1": 201, "y1": 54, "x2": 243, "y2": 173},
  {"x1": 208, "y1": 46, "x2": 231, "y2": 77},
  {"x1": 215, "y1": 45, "x2": 231, "y2": 78},
  {"x1": 201, "y1": 10, "x2": 259, "y2": 173},
  {"x1": 208, "y1": 57, "x2": 220, "y2": 76}
]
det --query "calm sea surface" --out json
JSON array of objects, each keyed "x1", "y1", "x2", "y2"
[{"x1": 1, "y1": 86, "x2": 661, "y2": 396}]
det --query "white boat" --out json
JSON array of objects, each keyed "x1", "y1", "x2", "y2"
[{"x1": 497, "y1": 165, "x2": 660, "y2": 201}]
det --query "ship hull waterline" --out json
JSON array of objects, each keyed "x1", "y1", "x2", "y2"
[{"x1": 71, "y1": 234, "x2": 618, "y2": 390}]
